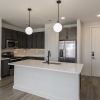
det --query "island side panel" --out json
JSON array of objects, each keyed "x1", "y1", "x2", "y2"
[{"x1": 13, "y1": 65, "x2": 80, "y2": 100}]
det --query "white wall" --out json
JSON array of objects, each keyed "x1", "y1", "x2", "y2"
[
  {"x1": 33, "y1": 28, "x2": 45, "y2": 32},
  {"x1": 2, "y1": 23, "x2": 24, "y2": 32},
  {"x1": 45, "y1": 23, "x2": 59, "y2": 61},
  {"x1": 3, "y1": 23, "x2": 45, "y2": 33},
  {"x1": 0, "y1": 19, "x2": 2, "y2": 80},
  {"x1": 77, "y1": 19, "x2": 82, "y2": 63},
  {"x1": 81, "y1": 21, "x2": 100, "y2": 76}
]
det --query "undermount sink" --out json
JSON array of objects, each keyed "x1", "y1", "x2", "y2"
[{"x1": 43, "y1": 61, "x2": 61, "y2": 65}]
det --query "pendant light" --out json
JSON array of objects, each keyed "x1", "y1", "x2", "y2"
[
  {"x1": 25, "y1": 8, "x2": 33, "y2": 35},
  {"x1": 53, "y1": 0, "x2": 62, "y2": 33}
]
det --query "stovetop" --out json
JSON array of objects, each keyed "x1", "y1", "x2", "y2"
[{"x1": 2, "y1": 52, "x2": 22, "y2": 62}]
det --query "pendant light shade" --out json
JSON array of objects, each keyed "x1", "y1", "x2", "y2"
[
  {"x1": 53, "y1": 0, "x2": 62, "y2": 33},
  {"x1": 25, "y1": 26, "x2": 33, "y2": 35},
  {"x1": 25, "y1": 8, "x2": 33, "y2": 35},
  {"x1": 53, "y1": 22, "x2": 62, "y2": 32}
]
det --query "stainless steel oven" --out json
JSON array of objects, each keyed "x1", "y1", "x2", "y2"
[{"x1": 6, "y1": 40, "x2": 18, "y2": 48}]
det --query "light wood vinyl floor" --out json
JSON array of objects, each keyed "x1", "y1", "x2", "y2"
[
  {"x1": 81, "y1": 76, "x2": 100, "y2": 100},
  {"x1": 0, "y1": 76, "x2": 48, "y2": 100},
  {"x1": 0, "y1": 76, "x2": 100, "y2": 100}
]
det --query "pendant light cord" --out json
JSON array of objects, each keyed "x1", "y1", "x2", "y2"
[
  {"x1": 58, "y1": 2, "x2": 59, "y2": 22},
  {"x1": 57, "y1": 0, "x2": 61, "y2": 23},
  {"x1": 28, "y1": 8, "x2": 32, "y2": 27},
  {"x1": 29, "y1": 10, "x2": 30, "y2": 26}
]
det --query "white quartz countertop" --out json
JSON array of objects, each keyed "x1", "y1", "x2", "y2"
[{"x1": 8, "y1": 60, "x2": 83, "y2": 74}]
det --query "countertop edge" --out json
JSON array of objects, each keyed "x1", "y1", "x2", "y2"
[{"x1": 8, "y1": 62, "x2": 83, "y2": 75}]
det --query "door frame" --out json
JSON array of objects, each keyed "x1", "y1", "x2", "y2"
[{"x1": 90, "y1": 26, "x2": 100, "y2": 76}]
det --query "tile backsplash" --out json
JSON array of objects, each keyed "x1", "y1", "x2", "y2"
[
  {"x1": 2, "y1": 49, "x2": 45, "y2": 57},
  {"x1": 26, "y1": 49, "x2": 44, "y2": 57}
]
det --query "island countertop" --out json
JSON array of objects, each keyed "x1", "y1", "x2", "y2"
[{"x1": 8, "y1": 60, "x2": 83, "y2": 74}]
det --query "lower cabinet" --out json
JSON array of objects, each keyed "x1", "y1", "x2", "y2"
[{"x1": 1, "y1": 59, "x2": 10, "y2": 78}]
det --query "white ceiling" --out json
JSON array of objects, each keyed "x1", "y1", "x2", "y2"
[{"x1": 0, "y1": 0, "x2": 100, "y2": 28}]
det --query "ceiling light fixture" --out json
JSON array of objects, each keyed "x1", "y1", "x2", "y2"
[
  {"x1": 97, "y1": 14, "x2": 100, "y2": 17},
  {"x1": 25, "y1": 8, "x2": 33, "y2": 35},
  {"x1": 61, "y1": 17, "x2": 65, "y2": 20},
  {"x1": 53, "y1": 0, "x2": 62, "y2": 33}
]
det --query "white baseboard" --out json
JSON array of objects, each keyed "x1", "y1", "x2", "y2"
[{"x1": 13, "y1": 85, "x2": 62, "y2": 100}]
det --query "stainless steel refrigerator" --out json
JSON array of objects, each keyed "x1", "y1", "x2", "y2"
[{"x1": 58, "y1": 41, "x2": 77, "y2": 63}]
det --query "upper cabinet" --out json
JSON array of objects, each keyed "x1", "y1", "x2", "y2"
[
  {"x1": 12, "y1": 30, "x2": 18, "y2": 40},
  {"x1": 41, "y1": 32, "x2": 45, "y2": 48},
  {"x1": 5, "y1": 28, "x2": 12, "y2": 40},
  {"x1": 32, "y1": 33, "x2": 37, "y2": 48},
  {"x1": 27, "y1": 32, "x2": 45, "y2": 49},
  {"x1": 37, "y1": 32, "x2": 45, "y2": 49},
  {"x1": 68, "y1": 27, "x2": 77, "y2": 40},
  {"x1": 22, "y1": 32, "x2": 27, "y2": 48},
  {"x1": 2, "y1": 28, "x2": 45, "y2": 49},
  {"x1": 27, "y1": 34, "x2": 33, "y2": 48},
  {"x1": 2, "y1": 28, "x2": 6, "y2": 49},
  {"x1": 59, "y1": 27, "x2": 77, "y2": 41},
  {"x1": 17, "y1": 31, "x2": 23, "y2": 48}
]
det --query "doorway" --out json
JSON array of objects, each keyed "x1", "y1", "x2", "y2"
[{"x1": 91, "y1": 27, "x2": 100, "y2": 77}]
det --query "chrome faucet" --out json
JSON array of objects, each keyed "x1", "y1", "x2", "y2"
[{"x1": 47, "y1": 51, "x2": 51, "y2": 64}]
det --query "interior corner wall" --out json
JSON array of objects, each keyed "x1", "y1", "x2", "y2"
[
  {"x1": 77, "y1": 19, "x2": 82, "y2": 63},
  {"x1": 2, "y1": 23, "x2": 24, "y2": 32},
  {"x1": 81, "y1": 21, "x2": 100, "y2": 76},
  {"x1": 0, "y1": 19, "x2": 2, "y2": 80}
]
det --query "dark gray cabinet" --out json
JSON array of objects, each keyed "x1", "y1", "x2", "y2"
[
  {"x1": 59, "y1": 27, "x2": 77, "y2": 41},
  {"x1": 2, "y1": 28, "x2": 6, "y2": 49},
  {"x1": 2, "y1": 28, "x2": 45, "y2": 49},
  {"x1": 17, "y1": 31, "x2": 23, "y2": 48},
  {"x1": 5, "y1": 28, "x2": 12, "y2": 40},
  {"x1": 1, "y1": 59, "x2": 10, "y2": 78},
  {"x1": 33, "y1": 32, "x2": 44, "y2": 49},
  {"x1": 22, "y1": 33, "x2": 27, "y2": 48},
  {"x1": 2, "y1": 28, "x2": 18, "y2": 49},
  {"x1": 27, "y1": 34, "x2": 33, "y2": 48},
  {"x1": 33, "y1": 33, "x2": 37, "y2": 48},
  {"x1": 37, "y1": 32, "x2": 42, "y2": 48},
  {"x1": 12, "y1": 30, "x2": 18, "y2": 40},
  {"x1": 68, "y1": 27, "x2": 77, "y2": 40},
  {"x1": 32, "y1": 32, "x2": 44, "y2": 49},
  {"x1": 41, "y1": 32, "x2": 45, "y2": 48}
]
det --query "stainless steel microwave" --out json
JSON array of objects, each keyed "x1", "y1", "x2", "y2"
[{"x1": 6, "y1": 40, "x2": 18, "y2": 48}]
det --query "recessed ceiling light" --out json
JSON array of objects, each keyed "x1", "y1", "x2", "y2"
[
  {"x1": 61, "y1": 17, "x2": 65, "y2": 20},
  {"x1": 97, "y1": 14, "x2": 100, "y2": 17}
]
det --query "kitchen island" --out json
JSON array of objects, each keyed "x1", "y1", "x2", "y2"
[{"x1": 9, "y1": 60, "x2": 83, "y2": 100}]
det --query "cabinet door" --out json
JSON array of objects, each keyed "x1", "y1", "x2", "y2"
[
  {"x1": 68, "y1": 27, "x2": 77, "y2": 40},
  {"x1": 12, "y1": 30, "x2": 18, "y2": 40},
  {"x1": 59, "y1": 28, "x2": 68, "y2": 41},
  {"x1": 1, "y1": 59, "x2": 10, "y2": 77},
  {"x1": 23, "y1": 32, "x2": 27, "y2": 48},
  {"x1": 2, "y1": 28, "x2": 6, "y2": 49},
  {"x1": 33, "y1": 33, "x2": 37, "y2": 48},
  {"x1": 5, "y1": 28, "x2": 12, "y2": 40},
  {"x1": 37, "y1": 32, "x2": 42, "y2": 48},
  {"x1": 17, "y1": 31, "x2": 23, "y2": 48},
  {"x1": 27, "y1": 34, "x2": 33, "y2": 48},
  {"x1": 41, "y1": 32, "x2": 45, "y2": 48}
]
